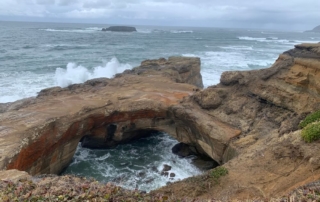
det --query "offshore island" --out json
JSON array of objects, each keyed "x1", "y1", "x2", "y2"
[{"x1": 1, "y1": 43, "x2": 320, "y2": 201}]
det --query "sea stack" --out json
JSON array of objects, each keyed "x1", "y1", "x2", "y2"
[{"x1": 102, "y1": 26, "x2": 137, "y2": 32}]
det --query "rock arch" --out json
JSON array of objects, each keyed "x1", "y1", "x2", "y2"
[{"x1": 0, "y1": 57, "x2": 241, "y2": 175}]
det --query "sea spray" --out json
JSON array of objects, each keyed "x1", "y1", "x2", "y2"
[{"x1": 55, "y1": 57, "x2": 132, "y2": 87}]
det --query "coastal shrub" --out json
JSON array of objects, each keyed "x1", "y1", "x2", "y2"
[
  {"x1": 210, "y1": 166, "x2": 228, "y2": 183},
  {"x1": 301, "y1": 122, "x2": 320, "y2": 143},
  {"x1": 299, "y1": 110, "x2": 320, "y2": 128}
]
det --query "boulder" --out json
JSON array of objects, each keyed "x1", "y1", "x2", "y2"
[
  {"x1": 0, "y1": 169, "x2": 31, "y2": 183},
  {"x1": 162, "y1": 164, "x2": 172, "y2": 172}
]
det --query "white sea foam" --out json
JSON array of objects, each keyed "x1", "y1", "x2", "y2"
[
  {"x1": 85, "y1": 27, "x2": 102, "y2": 31},
  {"x1": 54, "y1": 57, "x2": 132, "y2": 87},
  {"x1": 238, "y1": 36, "x2": 291, "y2": 44},
  {"x1": 220, "y1": 45, "x2": 253, "y2": 50},
  {"x1": 170, "y1": 30, "x2": 193, "y2": 34},
  {"x1": 63, "y1": 133, "x2": 201, "y2": 192},
  {"x1": 183, "y1": 50, "x2": 276, "y2": 87},
  {"x1": 40, "y1": 28, "x2": 100, "y2": 33},
  {"x1": 136, "y1": 29, "x2": 152, "y2": 34},
  {"x1": 0, "y1": 71, "x2": 54, "y2": 103},
  {"x1": 238, "y1": 36, "x2": 319, "y2": 46},
  {"x1": 238, "y1": 36, "x2": 267, "y2": 42},
  {"x1": 0, "y1": 58, "x2": 131, "y2": 103}
]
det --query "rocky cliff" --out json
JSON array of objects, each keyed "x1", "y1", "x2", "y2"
[
  {"x1": 0, "y1": 56, "x2": 240, "y2": 176},
  {"x1": 154, "y1": 43, "x2": 320, "y2": 200},
  {"x1": 1, "y1": 43, "x2": 320, "y2": 200}
]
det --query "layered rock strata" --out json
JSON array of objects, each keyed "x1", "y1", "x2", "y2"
[
  {"x1": 154, "y1": 43, "x2": 320, "y2": 199},
  {"x1": 0, "y1": 56, "x2": 239, "y2": 176},
  {"x1": 1, "y1": 43, "x2": 320, "y2": 200}
]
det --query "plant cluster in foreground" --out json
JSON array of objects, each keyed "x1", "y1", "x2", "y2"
[
  {"x1": 210, "y1": 166, "x2": 228, "y2": 183},
  {"x1": 299, "y1": 110, "x2": 320, "y2": 128},
  {"x1": 300, "y1": 110, "x2": 320, "y2": 143},
  {"x1": 1, "y1": 174, "x2": 320, "y2": 201},
  {"x1": 0, "y1": 175, "x2": 181, "y2": 202}
]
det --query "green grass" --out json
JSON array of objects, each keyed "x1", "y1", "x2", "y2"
[
  {"x1": 210, "y1": 166, "x2": 228, "y2": 183},
  {"x1": 299, "y1": 110, "x2": 320, "y2": 128},
  {"x1": 301, "y1": 122, "x2": 320, "y2": 143}
]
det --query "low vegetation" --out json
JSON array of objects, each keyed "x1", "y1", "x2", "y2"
[
  {"x1": 210, "y1": 166, "x2": 228, "y2": 183},
  {"x1": 299, "y1": 110, "x2": 320, "y2": 128},
  {"x1": 301, "y1": 122, "x2": 320, "y2": 143},
  {"x1": 299, "y1": 110, "x2": 320, "y2": 143},
  {"x1": 0, "y1": 175, "x2": 173, "y2": 202},
  {"x1": 1, "y1": 173, "x2": 320, "y2": 201}
]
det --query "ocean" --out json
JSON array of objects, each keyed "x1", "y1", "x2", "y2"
[{"x1": 1, "y1": 21, "x2": 319, "y2": 192}]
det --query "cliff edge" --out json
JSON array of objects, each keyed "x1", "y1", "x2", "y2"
[
  {"x1": 154, "y1": 43, "x2": 320, "y2": 200},
  {"x1": 1, "y1": 43, "x2": 320, "y2": 200}
]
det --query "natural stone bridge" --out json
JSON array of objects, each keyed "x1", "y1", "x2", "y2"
[
  {"x1": 2, "y1": 44, "x2": 320, "y2": 200},
  {"x1": 0, "y1": 57, "x2": 240, "y2": 175}
]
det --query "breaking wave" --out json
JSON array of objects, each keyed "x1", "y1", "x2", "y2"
[
  {"x1": 55, "y1": 57, "x2": 132, "y2": 87},
  {"x1": 40, "y1": 27, "x2": 102, "y2": 33}
]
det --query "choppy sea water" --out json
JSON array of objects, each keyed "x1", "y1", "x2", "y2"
[
  {"x1": 62, "y1": 132, "x2": 201, "y2": 192},
  {"x1": 1, "y1": 21, "x2": 319, "y2": 191}
]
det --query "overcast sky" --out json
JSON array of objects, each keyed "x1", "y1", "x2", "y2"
[{"x1": 0, "y1": 0, "x2": 319, "y2": 30}]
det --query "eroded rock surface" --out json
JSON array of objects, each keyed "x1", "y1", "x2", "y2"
[
  {"x1": 0, "y1": 56, "x2": 239, "y2": 176},
  {"x1": 1, "y1": 43, "x2": 320, "y2": 200},
  {"x1": 154, "y1": 43, "x2": 320, "y2": 200}
]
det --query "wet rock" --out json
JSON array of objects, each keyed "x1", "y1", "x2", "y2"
[
  {"x1": 162, "y1": 164, "x2": 171, "y2": 172},
  {"x1": 161, "y1": 171, "x2": 169, "y2": 177},
  {"x1": 172, "y1": 143, "x2": 195, "y2": 157},
  {"x1": 151, "y1": 166, "x2": 158, "y2": 173},
  {"x1": 138, "y1": 171, "x2": 146, "y2": 178},
  {"x1": 191, "y1": 156, "x2": 219, "y2": 171},
  {"x1": 170, "y1": 173, "x2": 176, "y2": 178},
  {"x1": 144, "y1": 178, "x2": 154, "y2": 184}
]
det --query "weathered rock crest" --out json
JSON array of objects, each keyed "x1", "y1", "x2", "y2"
[
  {"x1": 1, "y1": 43, "x2": 320, "y2": 200},
  {"x1": 0, "y1": 57, "x2": 239, "y2": 175},
  {"x1": 154, "y1": 43, "x2": 320, "y2": 200}
]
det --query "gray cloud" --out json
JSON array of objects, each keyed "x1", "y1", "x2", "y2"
[{"x1": 0, "y1": 0, "x2": 319, "y2": 30}]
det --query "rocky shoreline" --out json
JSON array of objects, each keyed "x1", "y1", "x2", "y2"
[{"x1": 1, "y1": 43, "x2": 320, "y2": 200}]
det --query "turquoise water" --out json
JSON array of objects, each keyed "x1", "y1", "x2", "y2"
[{"x1": 1, "y1": 21, "x2": 319, "y2": 191}]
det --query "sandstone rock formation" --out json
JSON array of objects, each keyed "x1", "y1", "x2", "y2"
[
  {"x1": 154, "y1": 43, "x2": 320, "y2": 200},
  {"x1": 102, "y1": 26, "x2": 137, "y2": 32},
  {"x1": 0, "y1": 56, "x2": 240, "y2": 176},
  {"x1": 1, "y1": 43, "x2": 320, "y2": 200}
]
